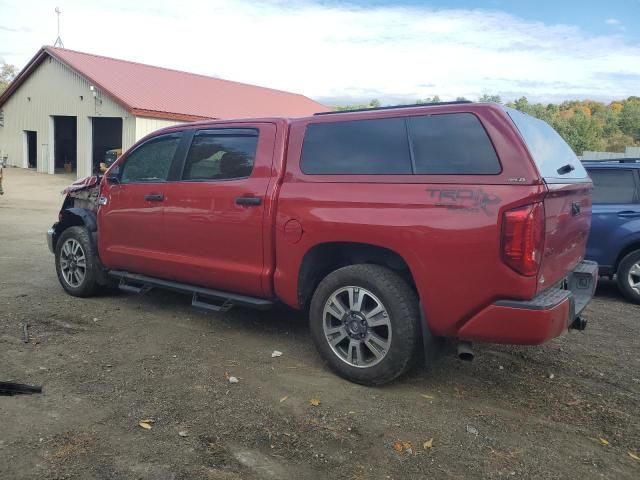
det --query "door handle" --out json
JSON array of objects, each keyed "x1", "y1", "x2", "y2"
[
  {"x1": 617, "y1": 211, "x2": 640, "y2": 218},
  {"x1": 235, "y1": 196, "x2": 262, "y2": 206},
  {"x1": 144, "y1": 193, "x2": 164, "y2": 202}
]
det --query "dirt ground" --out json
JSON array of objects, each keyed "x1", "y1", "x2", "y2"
[{"x1": 1, "y1": 168, "x2": 639, "y2": 480}]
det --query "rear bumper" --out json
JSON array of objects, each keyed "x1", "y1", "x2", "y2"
[{"x1": 458, "y1": 260, "x2": 598, "y2": 345}]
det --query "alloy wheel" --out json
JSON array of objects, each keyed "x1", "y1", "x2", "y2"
[
  {"x1": 59, "y1": 238, "x2": 87, "y2": 288},
  {"x1": 322, "y1": 286, "x2": 392, "y2": 368},
  {"x1": 628, "y1": 261, "x2": 640, "y2": 295}
]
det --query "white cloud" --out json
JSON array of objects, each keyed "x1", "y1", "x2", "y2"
[
  {"x1": 605, "y1": 18, "x2": 621, "y2": 25},
  {"x1": 1, "y1": 0, "x2": 639, "y2": 104}
]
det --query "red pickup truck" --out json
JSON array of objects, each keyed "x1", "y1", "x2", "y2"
[{"x1": 47, "y1": 102, "x2": 597, "y2": 385}]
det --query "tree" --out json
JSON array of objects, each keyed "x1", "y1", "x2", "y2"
[
  {"x1": 619, "y1": 100, "x2": 640, "y2": 142},
  {"x1": 478, "y1": 94, "x2": 502, "y2": 103},
  {"x1": 552, "y1": 110, "x2": 604, "y2": 154},
  {"x1": 0, "y1": 62, "x2": 17, "y2": 94}
]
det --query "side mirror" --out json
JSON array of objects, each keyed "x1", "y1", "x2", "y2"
[
  {"x1": 105, "y1": 165, "x2": 120, "y2": 184},
  {"x1": 106, "y1": 174, "x2": 120, "y2": 185}
]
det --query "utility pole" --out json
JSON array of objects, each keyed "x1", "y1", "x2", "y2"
[{"x1": 54, "y1": 7, "x2": 64, "y2": 48}]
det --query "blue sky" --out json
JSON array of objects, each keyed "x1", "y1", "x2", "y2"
[
  {"x1": 333, "y1": 0, "x2": 639, "y2": 40},
  {"x1": 1, "y1": 0, "x2": 639, "y2": 105}
]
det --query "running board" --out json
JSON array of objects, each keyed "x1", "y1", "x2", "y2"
[
  {"x1": 109, "y1": 270, "x2": 273, "y2": 311},
  {"x1": 192, "y1": 293, "x2": 234, "y2": 312},
  {"x1": 118, "y1": 278, "x2": 152, "y2": 295}
]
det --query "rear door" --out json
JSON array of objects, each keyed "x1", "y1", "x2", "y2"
[
  {"x1": 160, "y1": 124, "x2": 277, "y2": 297},
  {"x1": 506, "y1": 108, "x2": 593, "y2": 291},
  {"x1": 586, "y1": 167, "x2": 640, "y2": 269},
  {"x1": 98, "y1": 132, "x2": 183, "y2": 277}
]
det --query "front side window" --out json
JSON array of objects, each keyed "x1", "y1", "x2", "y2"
[
  {"x1": 301, "y1": 118, "x2": 412, "y2": 174},
  {"x1": 588, "y1": 169, "x2": 637, "y2": 204},
  {"x1": 120, "y1": 135, "x2": 180, "y2": 183},
  {"x1": 182, "y1": 129, "x2": 258, "y2": 181}
]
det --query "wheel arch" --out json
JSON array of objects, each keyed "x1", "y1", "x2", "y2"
[
  {"x1": 52, "y1": 208, "x2": 98, "y2": 253},
  {"x1": 297, "y1": 241, "x2": 417, "y2": 311},
  {"x1": 614, "y1": 239, "x2": 640, "y2": 273}
]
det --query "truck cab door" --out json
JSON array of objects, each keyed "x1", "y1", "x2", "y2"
[
  {"x1": 98, "y1": 132, "x2": 184, "y2": 277},
  {"x1": 586, "y1": 167, "x2": 640, "y2": 271},
  {"x1": 160, "y1": 124, "x2": 277, "y2": 297}
]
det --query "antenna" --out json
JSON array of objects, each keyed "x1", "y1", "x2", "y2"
[{"x1": 54, "y1": 7, "x2": 64, "y2": 48}]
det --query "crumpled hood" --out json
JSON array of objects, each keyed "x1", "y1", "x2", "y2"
[{"x1": 62, "y1": 176, "x2": 101, "y2": 195}]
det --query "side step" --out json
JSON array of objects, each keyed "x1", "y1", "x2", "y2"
[{"x1": 109, "y1": 270, "x2": 273, "y2": 312}]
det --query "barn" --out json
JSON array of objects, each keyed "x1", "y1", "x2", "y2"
[{"x1": 0, "y1": 46, "x2": 328, "y2": 179}]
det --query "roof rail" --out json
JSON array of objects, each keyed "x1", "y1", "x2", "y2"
[
  {"x1": 314, "y1": 100, "x2": 474, "y2": 116},
  {"x1": 581, "y1": 158, "x2": 640, "y2": 164}
]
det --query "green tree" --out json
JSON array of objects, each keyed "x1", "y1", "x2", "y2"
[
  {"x1": 0, "y1": 62, "x2": 17, "y2": 94},
  {"x1": 478, "y1": 94, "x2": 502, "y2": 103},
  {"x1": 619, "y1": 100, "x2": 640, "y2": 142},
  {"x1": 417, "y1": 95, "x2": 441, "y2": 104},
  {"x1": 552, "y1": 110, "x2": 604, "y2": 155}
]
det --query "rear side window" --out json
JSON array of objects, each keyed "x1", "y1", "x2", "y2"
[
  {"x1": 408, "y1": 113, "x2": 500, "y2": 174},
  {"x1": 182, "y1": 129, "x2": 258, "y2": 181},
  {"x1": 300, "y1": 114, "x2": 500, "y2": 175},
  {"x1": 506, "y1": 107, "x2": 588, "y2": 181},
  {"x1": 121, "y1": 135, "x2": 180, "y2": 183},
  {"x1": 301, "y1": 118, "x2": 412, "y2": 174},
  {"x1": 588, "y1": 169, "x2": 638, "y2": 204}
]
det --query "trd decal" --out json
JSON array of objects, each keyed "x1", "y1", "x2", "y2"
[{"x1": 426, "y1": 188, "x2": 501, "y2": 214}]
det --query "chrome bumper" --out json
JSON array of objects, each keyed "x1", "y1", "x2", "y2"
[{"x1": 47, "y1": 227, "x2": 55, "y2": 254}]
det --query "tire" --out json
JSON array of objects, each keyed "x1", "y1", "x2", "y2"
[
  {"x1": 309, "y1": 264, "x2": 421, "y2": 385},
  {"x1": 616, "y1": 250, "x2": 640, "y2": 304},
  {"x1": 55, "y1": 226, "x2": 100, "y2": 297}
]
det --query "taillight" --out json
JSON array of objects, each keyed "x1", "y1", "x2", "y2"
[{"x1": 501, "y1": 202, "x2": 545, "y2": 276}]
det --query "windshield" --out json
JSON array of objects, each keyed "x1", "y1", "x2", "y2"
[{"x1": 505, "y1": 107, "x2": 589, "y2": 182}]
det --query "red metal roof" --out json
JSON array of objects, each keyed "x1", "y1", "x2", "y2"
[{"x1": 0, "y1": 46, "x2": 329, "y2": 121}]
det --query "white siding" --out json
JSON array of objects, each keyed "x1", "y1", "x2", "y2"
[
  {"x1": 0, "y1": 56, "x2": 131, "y2": 178},
  {"x1": 135, "y1": 117, "x2": 184, "y2": 141}
]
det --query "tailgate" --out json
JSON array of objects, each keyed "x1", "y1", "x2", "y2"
[{"x1": 539, "y1": 183, "x2": 592, "y2": 292}]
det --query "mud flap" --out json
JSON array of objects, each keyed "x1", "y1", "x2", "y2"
[{"x1": 419, "y1": 302, "x2": 443, "y2": 368}]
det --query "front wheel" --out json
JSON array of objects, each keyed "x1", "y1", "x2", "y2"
[
  {"x1": 617, "y1": 250, "x2": 640, "y2": 304},
  {"x1": 309, "y1": 264, "x2": 421, "y2": 385},
  {"x1": 55, "y1": 226, "x2": 100, "y2": 297}
]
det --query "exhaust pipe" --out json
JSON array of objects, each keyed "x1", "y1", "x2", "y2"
[
  {"x1": 569, "y1": 315, "x2": 587, "y2": 331},
  {"x1": 457, "y1": 341, "x2": 474, "y2": 361}
]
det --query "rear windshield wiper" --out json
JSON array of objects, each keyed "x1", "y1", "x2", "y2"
[{"x1": 557, "y1": 164, "x2": 575, "y2": 175}]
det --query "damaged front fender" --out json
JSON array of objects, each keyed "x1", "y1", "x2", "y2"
[
  {"x1": 49, "y1": 176, "x2": 102, "y2": 254},
  {"x1": 61, "y1": 175, "x2": 102, "y2": 211}
]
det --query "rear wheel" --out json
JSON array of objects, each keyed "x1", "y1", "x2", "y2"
[
  {"x1": 617, "y1": 250, "x2": 640, "y2": 304},
  {"x1": 55, "y1": 226, "x2": 99, "y2": 297},
  {"x1": 309, "y1": 264, "x2": 421, "y2": 385}
]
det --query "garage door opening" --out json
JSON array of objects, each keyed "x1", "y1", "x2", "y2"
[
  {"x1": 53, "y1": 116, "x2": 77, "y2": 173},
  {"x1": 24, "y1": 130, "x2": 37, "y2": 168},
  {"x1": 92, "y1": 117, "x2": 123, "y2": 173}
]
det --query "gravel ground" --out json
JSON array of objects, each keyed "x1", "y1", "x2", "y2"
[{"x1": 1, "y1": 168, "x2": 639, "y2": 480}]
